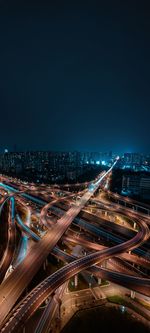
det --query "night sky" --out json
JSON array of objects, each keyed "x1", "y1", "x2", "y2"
[{"x1": 0, "y1": 0, "x2": 150, "y2": 153}]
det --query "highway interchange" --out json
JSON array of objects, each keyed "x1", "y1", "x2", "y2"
[{"x1": 0, "y1": 158, "x2": 150, "y2": 332}]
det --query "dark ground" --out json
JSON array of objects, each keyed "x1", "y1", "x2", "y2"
[{"x1": 61, "y1": 305, "x2": 150, "y2": 333}]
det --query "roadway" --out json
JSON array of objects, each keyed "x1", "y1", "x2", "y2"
[
  {"x1": 1, "y1": 158, "x2": 150, "y2": 331},
  {"x1": 0, "y1": 191, "x2": 149, "y2": 332},
  {"x1": 0, "y1": 166, "x2": 115, "y2": 326}
]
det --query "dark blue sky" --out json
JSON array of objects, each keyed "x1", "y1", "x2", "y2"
[{"x1": 0, "y1": 0, "x2": 150, "y2": 153}]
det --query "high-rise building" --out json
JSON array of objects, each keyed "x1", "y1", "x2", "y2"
[{"x1": 122, "y1": 174, "x2": 150, "y2": 200}]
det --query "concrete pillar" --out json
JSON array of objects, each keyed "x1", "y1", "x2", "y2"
[
  {"x1": 45, "y1": 298, "x2": 49, "y2": 305},
  {"x1": 103, "y1": 260, "x2": 107, "y2": 268},
  {"x1": 133, "y1": 222, "x2": 137, "y2": 230},
  {"x1": 98, "y1": 277, "x2": 101, "y2": 285},
  {"x1": 131, "y1": 290, "x2": 135, "y2": 299},
  {"x1": 74, "y1": 275, "x2": 78, "y2": 287}
]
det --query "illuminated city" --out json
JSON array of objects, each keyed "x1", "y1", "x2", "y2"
[
  {"x1": 0, "y1": 152, "x2": 149, "y2": 332},
  {"x1": 0, "y1": 1, "x2": 150, "y2": 333}
]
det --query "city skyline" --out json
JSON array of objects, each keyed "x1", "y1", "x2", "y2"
[
  {"x1": 0, "y1": 1, "x2": 150, "y2": 153},
  {"x1": 0, "y1": 146, "x2": 150, "y2": 155}
]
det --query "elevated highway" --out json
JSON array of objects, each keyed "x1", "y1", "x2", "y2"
[{"x1": 0, "y1": 165, "x2": 116, "y2": 325}]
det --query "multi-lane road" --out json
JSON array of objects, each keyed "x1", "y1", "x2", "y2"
[
  {"x1": 0, "y1": 158, "x2": 150, "y2": 332},
  {"x1": 0, "y1": 163, "x2": 117, "y2": 326}
]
